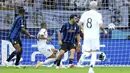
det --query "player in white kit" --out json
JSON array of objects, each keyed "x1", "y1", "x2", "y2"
[
  {"x1": 78, "y1": 1, "x2": 107, "y2": 73},
  {"x1": 35, "y1": 23, "x2": 58, "y2": 69}
]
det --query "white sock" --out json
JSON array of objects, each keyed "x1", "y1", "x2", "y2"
[
  {"x1": 41, "y1": 58, "x2": 56, "y2": 65},
  {"x1": 78, "y1": 52, "x2": 90, "y2": 65},
  {"x1": 90, "y1": 52, "x2": 97, "y2": 68}
]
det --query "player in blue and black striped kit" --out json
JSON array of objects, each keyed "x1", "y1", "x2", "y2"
[
  {"x1": 4, "y1": 8, "x2": 34, "y2": 68},
  {"x1": 55, "y1": 14, "x2": 81, "y2": 69}
]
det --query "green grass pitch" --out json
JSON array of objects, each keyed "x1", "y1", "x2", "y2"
[{"x1": 0, "y1": 66, "x2": 130, "y2": 73}]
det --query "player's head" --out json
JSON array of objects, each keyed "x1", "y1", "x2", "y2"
[
  {"x1": 89, "y1": 1, "x2": 98, "y2": 10},
  {"x1": 18, "y1": 7, "x2": 25, "y2": 16},
  {"x1": 76, "y1": 17, "x2": 79, "y2": 23},
  {"x1": 70, "y1": 14, "x2": 78, "y2": 24},
  {"x1": 41, "y1": 22, "x2": 47, "y2": 29}
]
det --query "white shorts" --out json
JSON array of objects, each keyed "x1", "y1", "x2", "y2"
[
  {"x1": 82, "y1": 39, "x2": 99, "y2": 52},
  {"x1": 38, "y1": 44, "x2": 55, "y2": 58}
]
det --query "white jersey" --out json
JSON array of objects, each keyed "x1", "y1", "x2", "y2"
[
  {"x1": 37, "y1": 28, "x2": 48, "y2": 48},
  {"x1": 37, "y1": 28, "x2": 56, "y2": 58},
  {"x1": 80, "y1": 10, "x2": 103, "y2": 39}
]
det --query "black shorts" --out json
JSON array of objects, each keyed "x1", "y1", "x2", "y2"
[
  {"x1": 9, "y1": 38, "x2": 22, "y2": 47},
  {"x1": 75, "y1": 38, "x2": 78, "y2": 45},
  {"x1": 60, "y1": 42, "x2": 76, "y2": 52}
]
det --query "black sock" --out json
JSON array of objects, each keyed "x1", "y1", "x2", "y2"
[
  {"x1": 54, "y1": 59, "x2": 58, "y2": 65},
  {"x1": 15, "y1": 51, "x2": 22, "y2": 65},
  {"x1": 15, "y1": 55, "x2": 21, "y2": 65},
  {"x1": 69, "y1": 58, "x2": 74, "y2": 64},
  {"x1": 7, "y1": 51, "x2": 17, "y2": 62},
  {"x1": 56, "y1": 59, "x2": 61, "y2": 66}
]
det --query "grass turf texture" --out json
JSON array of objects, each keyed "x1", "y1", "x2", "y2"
[{"x1": 0, "y1": 66, "x2": 130, "y2": 73}]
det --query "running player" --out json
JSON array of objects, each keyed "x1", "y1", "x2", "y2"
[{"x1": 78, "y1": 1, "x2": 107, "y2": 73}]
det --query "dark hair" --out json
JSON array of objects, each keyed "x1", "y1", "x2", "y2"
[
  {"x1": 18, "y1": 8, "x2": 25, "y2": 14},
  {"x1": 70, "y1": 14, "x2": 77, "y2": 20},
  {"x1": 41, "y1": 22, "x2": 46, "y2": 27}
]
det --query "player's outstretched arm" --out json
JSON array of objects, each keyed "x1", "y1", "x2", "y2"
[
  {"x1": 38, "y1": 34, "x2": 51, "y2": 41},
  {"x1": 21, "y1": 28, "x2": 34, "y2": 38},
  {"x1": 58, "y1": 32, "x2": 62, "y2": 45},
  {"x1": 100, "y1": 24, "x2": 107, "y2": 35},
  {"x1": 58, "y1": 24, "x2": 66, "y2": 45},
  {"x1": 77, "y1": 22, "x2": 83, "y2": 30}
]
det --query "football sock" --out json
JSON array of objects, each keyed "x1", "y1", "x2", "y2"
[
  {"x1": 42, "y1": 58, "x2": 56, "y2": 65},
  {"x1": 69, "y1": 58, "x2": 74, "y2": 64},
  {"x1": 56, "y1": 59, "x2": 61, "y2": 66},
  {"x1": 90, "y1": 52, "x2": 97, "y2": 67},
  {"x1": 7, "y1": 51, "x2": 17, "y2": 62},
  {"x1": 78, "y1": 52, "x2": 90, "y2": 64},
  {"x1": 15, "y1": 51, "x2": 22, "y2": 65}
]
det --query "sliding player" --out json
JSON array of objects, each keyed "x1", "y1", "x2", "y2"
[{"x1": 35, "y1": 23, "x2": 58, "y2": 69}]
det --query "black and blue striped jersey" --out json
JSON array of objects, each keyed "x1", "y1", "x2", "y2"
[
  {"x1": 60, "y1": 22, "x2": 80, "y2": 43},
  {"x1": 9, "y1": 15, "x2": 25, "y2": 39}
]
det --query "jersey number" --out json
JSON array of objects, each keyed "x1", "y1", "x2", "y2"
[{"x1": 86, "y1": 18, "x2": 92, "y2": 28}]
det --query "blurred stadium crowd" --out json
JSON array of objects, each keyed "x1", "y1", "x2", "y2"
[
  {"x1": 0, "y1": 0, "x2": 130, "y2": 26},
  {"x1": 0, "y1": 0, "x2": 130, "y2": 39}
]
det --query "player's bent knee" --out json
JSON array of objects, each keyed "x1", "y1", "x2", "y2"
[
  {"x1": 16, "y1": 48, "x2": 22, "y2": 53},
  {"x1": 53, "y1": 49, "x2": 58, "y2": 54},
  {"x1": 58, "y1": 50, "x2": 65, "y2": 56},
  {"x1": 76, "y1": 48, "x2": 80, "y2": 52},
  {"x1": 14, "y1": 44, "x2": 22, "y2": 52},
  {"x1": 48, "y1": 54, "x2": 55, "y2": 58},
  {"x1": 60, "y1": 52, "x2": 65, "y2": 56},
  {"x1": 70, "y1": 49, "x2": 76, "y2": 53}
]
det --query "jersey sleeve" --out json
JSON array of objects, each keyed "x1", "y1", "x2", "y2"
[
  {"x1": 76, "y1": 25, "x2": 80, "y2": 35},
  {"x1": 59, "y1": 24, "x2": 66, "y2": 33},
  {"x1": 79, "y1": 13, "x2": 85, "y2": 23},
  {"x1": 97, "y1": 13, "x2": 103, "y2": 24}
]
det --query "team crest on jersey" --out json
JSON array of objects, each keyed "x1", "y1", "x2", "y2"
[{"x1": 68, "y1": 30, "x2": 75, "y2": 32}]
